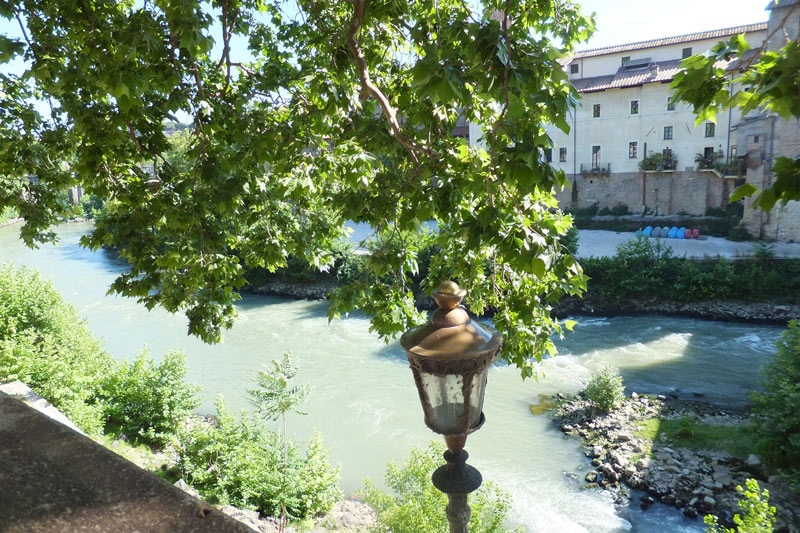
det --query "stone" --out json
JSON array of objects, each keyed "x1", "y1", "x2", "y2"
[
  {"x1": 617, "y1": 432, "x2": 632, "y2": 443},
  {"x1": 684, "y1": 506, "x2": 698, "y2": 519},
  {"x1": 585, "y1": 471, "x2": 598, "y2": 483},
  {"x1": 661, "y1": 493, "x2": 676, "y2": 506},
  {"x1": 746, "y1": 454, "x2": 761, "y2": 467}
]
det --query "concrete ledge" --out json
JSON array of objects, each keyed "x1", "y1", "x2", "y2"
[{"x1": 0, "y1": 391, "x2": 254, "y2": 533}]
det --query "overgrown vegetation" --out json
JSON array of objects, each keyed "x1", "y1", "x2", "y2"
[
  {"x1": 580, "y1": 238, "x2": 800, "y2": 305},
  {"x1": 750, "y1": 321, "x2": 800, "y2": 484},
  {"x1": 0, "y1": 263, "x2": 199, "y2": 441},
  {"x1": 704, "y1": 479, "x2": 776, "y2": 533},
  {"x1": 360, "y1": 441, "x2": 521, "y2": 533},
  {"x1": 583, "y1": 366, "x2": 625, "y2": 412},
  {"x1": 99, "y1": 349, "x2": 200, "y2": 445},
  {"x1": 174, "y1": 396, "x2": 341, "y2": 520}
]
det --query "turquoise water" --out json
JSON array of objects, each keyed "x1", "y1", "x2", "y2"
[{"x1": 1, "y1": 222, "x2": 782, "y2": 532}]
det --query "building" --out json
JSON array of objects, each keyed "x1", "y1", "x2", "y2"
[
  {"x1": 738, "y1": 0, "x2": 800, "y2": 241},
  {"x1": 548, "y1": 22, "x2": 768, "y2": 217}
]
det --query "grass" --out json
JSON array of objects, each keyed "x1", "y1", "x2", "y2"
[
  {"x1": 633, "y1": 416, "x2": 757, "y2": 460},
  {"x1": 95, "y1": 434, "x2": 175, "y2": 477}
]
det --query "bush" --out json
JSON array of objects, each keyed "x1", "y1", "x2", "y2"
[
  {"x1": 175, "y1": 396, "x2": 341, "y2": 519},
  {"x1": 0, "y1": 264, "x2": 112, "y2": 434},
  {"x1": 728, "y1": 224, "x2": 753, "y2": 241},
  {"x1": 99, "y1": 349, "x2": 200, "y2": 445},
  {"x1": 584, "y1": 366, "x2": 625, "y2": 412},
  {"x1": 360, "y1": 441, "x2": 521, "y2": 533},
  {"x1": 0, "y1": 264, "x2": 201, "y2": 442},
  {"x1": 750, "y1": 321, "x2": 800, "y2": 478},
  {"x1": 704, "y1": 478, "x2": 776, "y2": 533}
]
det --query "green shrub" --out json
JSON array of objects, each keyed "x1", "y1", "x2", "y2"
[
  {"x1": 728, "y1": 224, "x2": 753, "y2": 241},
  {"x1": 704, "y1": 479, "x2": 776, "y2": 533},
  {"x1": 584, "y1": 366, "x2": 625, "y2": 412},
  {"x1": 99, "y1": 349, "x2": 200, "y2": 445},
  {"x1": 0, "y1": 206, "x2": 18, "y2": 224},
  {"x1": 0, "y1": 264, "x2": 112, "y2": 434},
  {"x1": 360, "y1": 441, "x2": 521, "y2": 533},
  {"x1": 562, "y1": 225, "x2": 579, "y2": 256},
  {"x1": 750, "y1": 321, "x2": 800, "y2": 478},
  {"x1": 175, "y1": 396, "x2": 341, "y2": 519}
]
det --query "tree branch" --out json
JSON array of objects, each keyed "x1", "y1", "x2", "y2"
[{"x1": 345, "y1": 0, "x2": 438, "y2": 165}]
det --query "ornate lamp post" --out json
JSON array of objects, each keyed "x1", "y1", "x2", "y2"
[{"x1": 400, "y1": 281, "x2": 502, "y2": 533}]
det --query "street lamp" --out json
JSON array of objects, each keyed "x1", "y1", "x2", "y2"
[{"x1": 400, "y1": 281, "x2": 502, "y2": 533}]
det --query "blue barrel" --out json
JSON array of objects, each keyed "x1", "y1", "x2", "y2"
[
  {"x1": 667, "y1": 227, "x2": 678, "y2": 239},
  {"x1": 642, "y1": 226, "x2": 653, "y2": 237},
  {"x1": 651, "y1": 226, "x2": 662, "y2": 238},
  {"x1": 676, "y1": 227, "x2": 687, "y2": 239}
]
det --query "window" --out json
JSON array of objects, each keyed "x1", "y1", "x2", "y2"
[
  {"x1": 544, "y1": 148, "x2": 553, "y2": 163},
  {"x1": 592, "y1": 145, "x2": 601, "y2": 169},
  {"x1": 629, "y1": 142, "x2": 638, "y2": 158},
  {"x1": 630, "y1": 100, "x2": 639, "y2": 114},
  {"x1": 559, "y1": 147, "x2": 567, "y2": 162},
  {"x1": 705, "y1": 123, "x2": 715, "y2": 137},
  {"x1": 730, "y1": 145, "x2": 737, "y2": 159},
  {"x1": 704, "y1": 146, "x2": 715, "y2": 161},
  {"x1": 621, "y1": 56, "x2": 630, "y2": 66},
  {"x1": 570, "y1": 63, "x2": 579, "y2": 74},
  {"x1": 682, "y1": 47, "x2": 692, "y2": 59},
  {"x1": 664, "y1": 126, "x2": 673, "y2": 140},
  {"x1": 667, "y1": 96, "x2": 675, "y2": 111},
  {"x1": 754, "y1": 135, "x2": 760, "y2": 143},
  {"x1": 593, "y1": 104, "x2": 601, "y2": 118}
]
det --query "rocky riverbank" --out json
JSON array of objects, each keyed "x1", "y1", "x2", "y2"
[
  {"x1": 553, "y1": 393, "x2": 799, "y2": 531},
  {"x1": 249, "y1": 278, "x2": 800, "y2": 325},
  {"x1": 554, "y1": 295, "x2": 800, "y2": 325}
]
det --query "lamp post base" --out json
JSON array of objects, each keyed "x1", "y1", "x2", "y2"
[{"x1": 432, "y1": 446, "x2": 482, "y2": 532}]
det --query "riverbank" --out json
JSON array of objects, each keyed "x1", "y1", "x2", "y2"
[
  {"x1": 552, "y1": 393, "x2": 799, "y2": 531},
  {"x1": 250, "y1": 279, "x2": 800, "y2": 326}
]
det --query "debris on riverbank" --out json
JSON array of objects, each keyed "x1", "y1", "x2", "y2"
[{"x1": 552, "y1": 393, "x2": 799, "y2": 531}]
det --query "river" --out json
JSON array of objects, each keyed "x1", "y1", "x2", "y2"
[{"x1": 0, "y1": 222, "x2": 783, "y2": 532}]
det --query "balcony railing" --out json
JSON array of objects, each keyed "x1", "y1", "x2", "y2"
[
  {"x1": 640, "y1": 156, "x2": 678, "y2": 171},
  {"x1": 580, "y1": 163, "x2": 611, "y2": 175}
]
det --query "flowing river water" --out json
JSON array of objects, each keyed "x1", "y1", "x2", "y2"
[{"x1": 0, "y1": 222, "x2": 783, "y2": 532}]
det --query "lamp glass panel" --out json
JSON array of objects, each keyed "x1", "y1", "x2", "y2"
[{"x1": 419, "y1": 368, "x2": 489, "y2": 434}]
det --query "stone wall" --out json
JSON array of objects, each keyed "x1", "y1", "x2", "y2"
[{"x1": 557, "y1": 170, "x2": 731, "y2": 216}]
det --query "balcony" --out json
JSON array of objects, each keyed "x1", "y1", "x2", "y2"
[
  {"x1": 580, "y1": 163, "x2": 611, "y2": 176},
  {"x1": 640, "y1": 153, "x2": 678, "y2": 172}
]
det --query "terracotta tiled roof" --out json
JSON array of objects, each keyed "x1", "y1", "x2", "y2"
[
  {"x1": 571, "y1": 22, "x2": 768, "y2": 60},
  {"x1": 572, "y1": 59, "x2": 684, "y2": 93}
]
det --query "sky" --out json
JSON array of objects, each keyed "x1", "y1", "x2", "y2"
[{"x1": 576, "y1": 0, "x2": 770, "y2": 49}]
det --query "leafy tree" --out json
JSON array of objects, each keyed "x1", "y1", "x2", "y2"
[
  {"x1": 361, "y1": 441, "x2": 521, "y2": 533},
  {"x1": 248, "y1": 352, "x2": 310, "y2": 531},
  {"x1": 750, "y1": 320, "x2": 800, "y2": 479},
  {"x1": 0, "y1": 1, "x2": 593, "y2": 377},
  {"x1": 671, "y1": 4, "x2": 800, "y2": 210},
  {"x1": 704, "y1": 478, "x2": 776, "y2": 533}
]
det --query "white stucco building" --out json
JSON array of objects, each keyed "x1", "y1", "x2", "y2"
[{"x1": 547, "y1": 23, "x2": 768, "y2": 216}]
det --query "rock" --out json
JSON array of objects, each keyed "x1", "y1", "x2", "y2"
[
  {"x1": 631, "y1": 392, "x2": 639, "y2": 399},
  {"x1": 617, "y1": 432, "x2": 632, "y2": 443},
  {"x1": 585, "y1": 471, "x2": 598, "y2": 483},
  {"x1": 562, "y1": 424, "x2": 574, "y2": 433},
  {"x1": 624, "y1": 465, "x2": 637, "y2": 479},
  {"x1": 684, "y1": 506, "x2": 698, "y2": 519},
  {"x1": 661, "y1": 493, "x2": 676, "y2": 506},
  {"x1": 746, "y1": 454, "x2": 761, "y2": 467},
  {"x1": 689, "y1": 497, "x2": 699, "y2": 507}
]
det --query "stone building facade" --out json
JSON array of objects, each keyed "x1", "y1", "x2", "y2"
[{"x1": 739, "y1": 0, "x2": 800, "y2": 241}]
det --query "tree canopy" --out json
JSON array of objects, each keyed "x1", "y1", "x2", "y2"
[
  {"x1": 0, "y1": 0, "x2": 594, "y2": 377},
  {"x1": 671, "y1": 3, "x2": 800, "y2": 211}
]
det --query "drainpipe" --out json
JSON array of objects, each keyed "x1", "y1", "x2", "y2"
[
  {"x1": 760, "y1": 115, "x2": 777, "y2": 238},
  {"x1": 572, "y1": 107, "x2": 577, "y2": 207},
  {"x1": 642, "y1": 142, "x2": 647, "y2": 210},
  {"x1": 726, "y1": 73, "x2": 733, "y2": 163}
]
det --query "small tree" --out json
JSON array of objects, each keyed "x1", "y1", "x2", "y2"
[
  {"x1": 248, "y1": 352, "x2": 309, "y2": 531},
  {"x1": 361, "y1": 441, "x2": 521, "y2": 533},
  {"x1": 704, "y1": 478, "x2": 776, "y2": 533},
  {"x1": 584, "y1": 366, "x2": 625, "y2": 412},
  {"x1": 750, "y1": 320, "x2": 800, "y2": 478}
]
